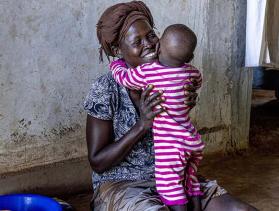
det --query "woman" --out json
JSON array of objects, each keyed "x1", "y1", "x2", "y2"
[{"x1": 84, "y1": 1, "x2": 257, "y2": 210}]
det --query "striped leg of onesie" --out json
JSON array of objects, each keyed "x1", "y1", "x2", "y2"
[
  {"x1": 153, "y1": 115, "x2": 204, "y2": 206},
  {"x1": 184, "y1": 150, "x2": 203, "y2": 197}
]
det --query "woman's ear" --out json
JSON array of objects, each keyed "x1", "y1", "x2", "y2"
[{"x1": 112, "y1": 46, "x2": 122, "y2": 58}]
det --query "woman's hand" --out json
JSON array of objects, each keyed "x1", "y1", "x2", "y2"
[
  {"x1": 129, "y1": 85, "x2": 165, "y2": 132},
  {"x1": 139, "y1": 85, "x2": 165, "y2": 131},
  {"x1": 184, "y1": 78, "x2": 199, "y2": 108}
]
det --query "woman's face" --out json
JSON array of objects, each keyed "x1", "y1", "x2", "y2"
[{"x1": 118, "y1": 20, "x2": 159, "y2": 68}]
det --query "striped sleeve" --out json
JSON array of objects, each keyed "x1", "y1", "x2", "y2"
[{"x1": 110, "y1": 59, "x2": 147, "y2": 90}]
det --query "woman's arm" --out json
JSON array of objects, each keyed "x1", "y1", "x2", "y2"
[
  {"x1": 86, "y1": 115, "x2": 147, "y2": 173},
  {"x1": 86, "y1": 86, "x2": 164, "y2": 173}
]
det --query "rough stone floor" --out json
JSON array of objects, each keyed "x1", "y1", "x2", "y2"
[{"x1": 61, "y1": 90, "x2": 279, "y2": 211}]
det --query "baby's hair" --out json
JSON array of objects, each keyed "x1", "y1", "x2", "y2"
[{"x1": 161, "y1": 24, "x2": 197, "y2": 63}]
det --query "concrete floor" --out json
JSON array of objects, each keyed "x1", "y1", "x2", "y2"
[
  {"x1": 201, "y1": 152, "x2": 279, "y2": 211},
  {"x1": 62, "y1": 152, "x2": 279, "y2": 211},
  {"x1": 61, "y1": 90, "x2": 279, "y2": 211}
]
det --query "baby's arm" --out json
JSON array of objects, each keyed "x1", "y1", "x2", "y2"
[{"x1": 110, "y1": 59, "x2": 147, "y2": 90}]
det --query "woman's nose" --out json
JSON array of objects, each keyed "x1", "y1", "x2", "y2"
[{"x1": 143, "y1": 38, "x2": 153, "y2": 49}]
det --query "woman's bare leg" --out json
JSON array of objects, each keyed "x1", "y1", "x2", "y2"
[{"x1": 204, "y1": 193, "x2": 258, "y2": 211}]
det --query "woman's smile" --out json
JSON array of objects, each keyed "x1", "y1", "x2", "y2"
[{"x1": 142, "y1": 51, "x2": 157, "y2": 59}]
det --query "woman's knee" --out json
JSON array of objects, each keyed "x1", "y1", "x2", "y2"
[
  {"x1": 233, "y1": 203, "x2": 258, "y2": 211},
  {"x1": 205, "y1": 194, "x2": 258, "y2": 211},
  {"x1": 225, "y1": 194, "x2": 258, "y2": 211}
]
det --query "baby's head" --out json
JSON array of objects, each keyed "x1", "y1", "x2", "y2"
[{"x1": 159, "y1": 24, "x2": 197, "y2": 67}]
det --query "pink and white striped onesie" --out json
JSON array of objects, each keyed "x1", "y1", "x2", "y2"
[{"x1": 110, "y1": 59, "x2": 205, "y2": 206}]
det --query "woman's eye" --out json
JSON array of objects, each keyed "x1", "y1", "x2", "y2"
[
  {"x1": 148, "y1": 33, "x2": 156, "y2": 38},
  {"x1": 133, "y1": 40, "x2": 141, "y2": 46}
]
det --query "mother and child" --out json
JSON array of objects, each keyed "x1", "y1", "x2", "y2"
[
  {"x1": 110, "y1": 23, "x2": 204, "y2": 210},
  {"x1": 84, "y1": 1, "x2": 258, "y2": 210}
]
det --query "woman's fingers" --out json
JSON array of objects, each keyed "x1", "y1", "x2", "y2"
[
  {"x1": 184, "y1": 79, "x2": 198, "y2": 108},
  {"x1": 184, "y1": 91, "x2": 197, "y2": 107},
  {"x1": 146, "y1": 96, "x2": 165, "y2": 120},
  {"x1": 191, "y1": 78, "x2": 199, "y2": 88},
  {"x1": 138, "y1": 85, "x2": 165, "y2": 130},
  {"x1": 146, "y1": 97, "x2": 164, "y2": 112},
  {"x1": 141, "y1": 84, "x2": 163, "y2": 106},
  {"x1": 184, "y1": 83, "x2": 196, "y2": 92},
  {"x1": 146, "y1": 90, "x2": 162, "y2": 105},
  {"x1": 184, "y1": 77, "x2": 200, "y2": 91},
  {"x1": 150, "y1": 107, "x2": 165, "y2": 119},
  {"x1": 140, "y1": 84, "x2": 165, "y2": 121},
  {"x1": 185, "y1": 101, "x2": 196, "y2": 108},
  {"x1": 140, "y1": 84, "x2": 154, "y2": 105},
  {"x1": 185, "y1": 91, "x2": 198, "y2": 100}
]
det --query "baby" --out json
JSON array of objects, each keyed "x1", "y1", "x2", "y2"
[{"x1": 110, "y1": 24, "x2": 204, "y2": 210}]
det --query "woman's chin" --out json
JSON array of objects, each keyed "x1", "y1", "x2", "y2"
[
  {"x1": 128, "y1": 56, "x2": 158, "y2": 67},
  {"x1": 142, "y1": 56, "x2": 157, "y2": 64}
]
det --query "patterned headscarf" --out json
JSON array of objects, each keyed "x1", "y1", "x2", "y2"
[{"x1": 96, "y1": 1, "x2": 154, "y2": 62}]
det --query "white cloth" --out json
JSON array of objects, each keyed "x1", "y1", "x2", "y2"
[
  {"x1": 245, "y1": 0, "x2": 279, "y2": 68},
  {"x1": 265, "y1": 0, "x2": 279, "y2": 68},
  {"x1": 245, "y1": 0, "x2": 267, "y2": 67}
]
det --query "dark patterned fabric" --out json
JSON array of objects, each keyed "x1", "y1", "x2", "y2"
[{"x1": 84, "y1": 72, "x2": 155, "y2": 189}]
